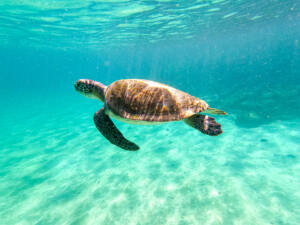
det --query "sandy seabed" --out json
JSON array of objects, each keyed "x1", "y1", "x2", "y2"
[{"x1": 0, "y1": 98, "x2": 299, "y2": 225}]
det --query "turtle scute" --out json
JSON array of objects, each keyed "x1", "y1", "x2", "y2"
[{"x1": 105, "y1": 79, "x2": 207, "y2": 122}]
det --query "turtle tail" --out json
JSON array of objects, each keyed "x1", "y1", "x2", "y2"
[{"x1": 203, "y1": 107, "x2": 227, "y2": 115}]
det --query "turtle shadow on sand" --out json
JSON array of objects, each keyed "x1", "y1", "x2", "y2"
[{"x1": 74, "y1": 79, "x2": 227, "y2": 151}]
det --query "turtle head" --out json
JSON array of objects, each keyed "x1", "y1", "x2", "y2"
[
  {"x1": 74, "y1": 79, "x2": 106, "y2": 102},
  {"x1": 74, "y1": 79, "x2": 95, "y2": 97}
]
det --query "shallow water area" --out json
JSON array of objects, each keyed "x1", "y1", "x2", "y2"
[
  {"x1": 0, "y1": 0, "x2": 300, "y2": 225},
  {"x1": 0, "y1": 93, "x2": 299, "y2": 224}
]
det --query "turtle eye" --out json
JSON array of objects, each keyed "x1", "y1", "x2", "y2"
[
  {"x1": 83, "y1": 86, "x2": 90, "y2": 93},
  {"x1": 81, "y1": 84, "x2": 92, "y2": 94}
]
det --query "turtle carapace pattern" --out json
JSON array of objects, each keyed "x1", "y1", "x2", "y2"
[{"x1": 74, "y1": 79, "x2": 227, "y2": 151}]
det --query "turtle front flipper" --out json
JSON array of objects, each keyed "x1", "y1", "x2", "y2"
[
  {"x1": 184, "y1": 114, "x2": 223, "y2": 136},
  {"x1": 94, "y1": 108, "x2": 139, "y2": 151}
]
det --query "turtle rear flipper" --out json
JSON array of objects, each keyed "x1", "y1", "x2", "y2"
[
  {"x1": 203, "y1": 107, "x2": 227, "y2": 115},
  {"x1": 94, "y1": 108, "x2": 139, "y2": 151},
  {"x1": 184, "y1": 114, "x2": 223, "y2": 136}
]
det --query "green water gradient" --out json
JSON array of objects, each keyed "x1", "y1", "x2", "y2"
[
  {"x1": 0, "y1": 93, "x2": 299, "y2": 225},
  {"x1": 0, "y1": 0, "x2": 299, "y2": 224}
]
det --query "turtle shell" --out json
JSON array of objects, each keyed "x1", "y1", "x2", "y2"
[{"x1": 104, "y1": 79, "x2": 208, "y2": 122}]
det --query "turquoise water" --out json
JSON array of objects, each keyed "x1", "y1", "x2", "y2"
[{"x1": 1, "y1": 1, "x2": 300, "y2": 225}]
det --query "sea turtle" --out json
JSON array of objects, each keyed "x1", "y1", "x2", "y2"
[{"x1": 74, "y1": 79, "x2": 226, "y2": 151}]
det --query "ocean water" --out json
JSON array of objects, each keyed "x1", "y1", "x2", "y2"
[{"x1": 0, "y1": 1, "x2": 300, "y2": 225}]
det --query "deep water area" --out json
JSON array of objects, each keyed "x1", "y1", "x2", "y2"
[{"x1": 0, "y1": 1, "x2": 299, "y2": 225}]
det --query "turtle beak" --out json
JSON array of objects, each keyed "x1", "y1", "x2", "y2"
[
  {"x1": 74, "y1": 80, "x2": 85, "y2": 92},
  {"x1": 74, "y1": 80, "x2": 85, "y2": 94},
  {"x1": 74, "y1": 81, "x2": 79, "y2": 91}
]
